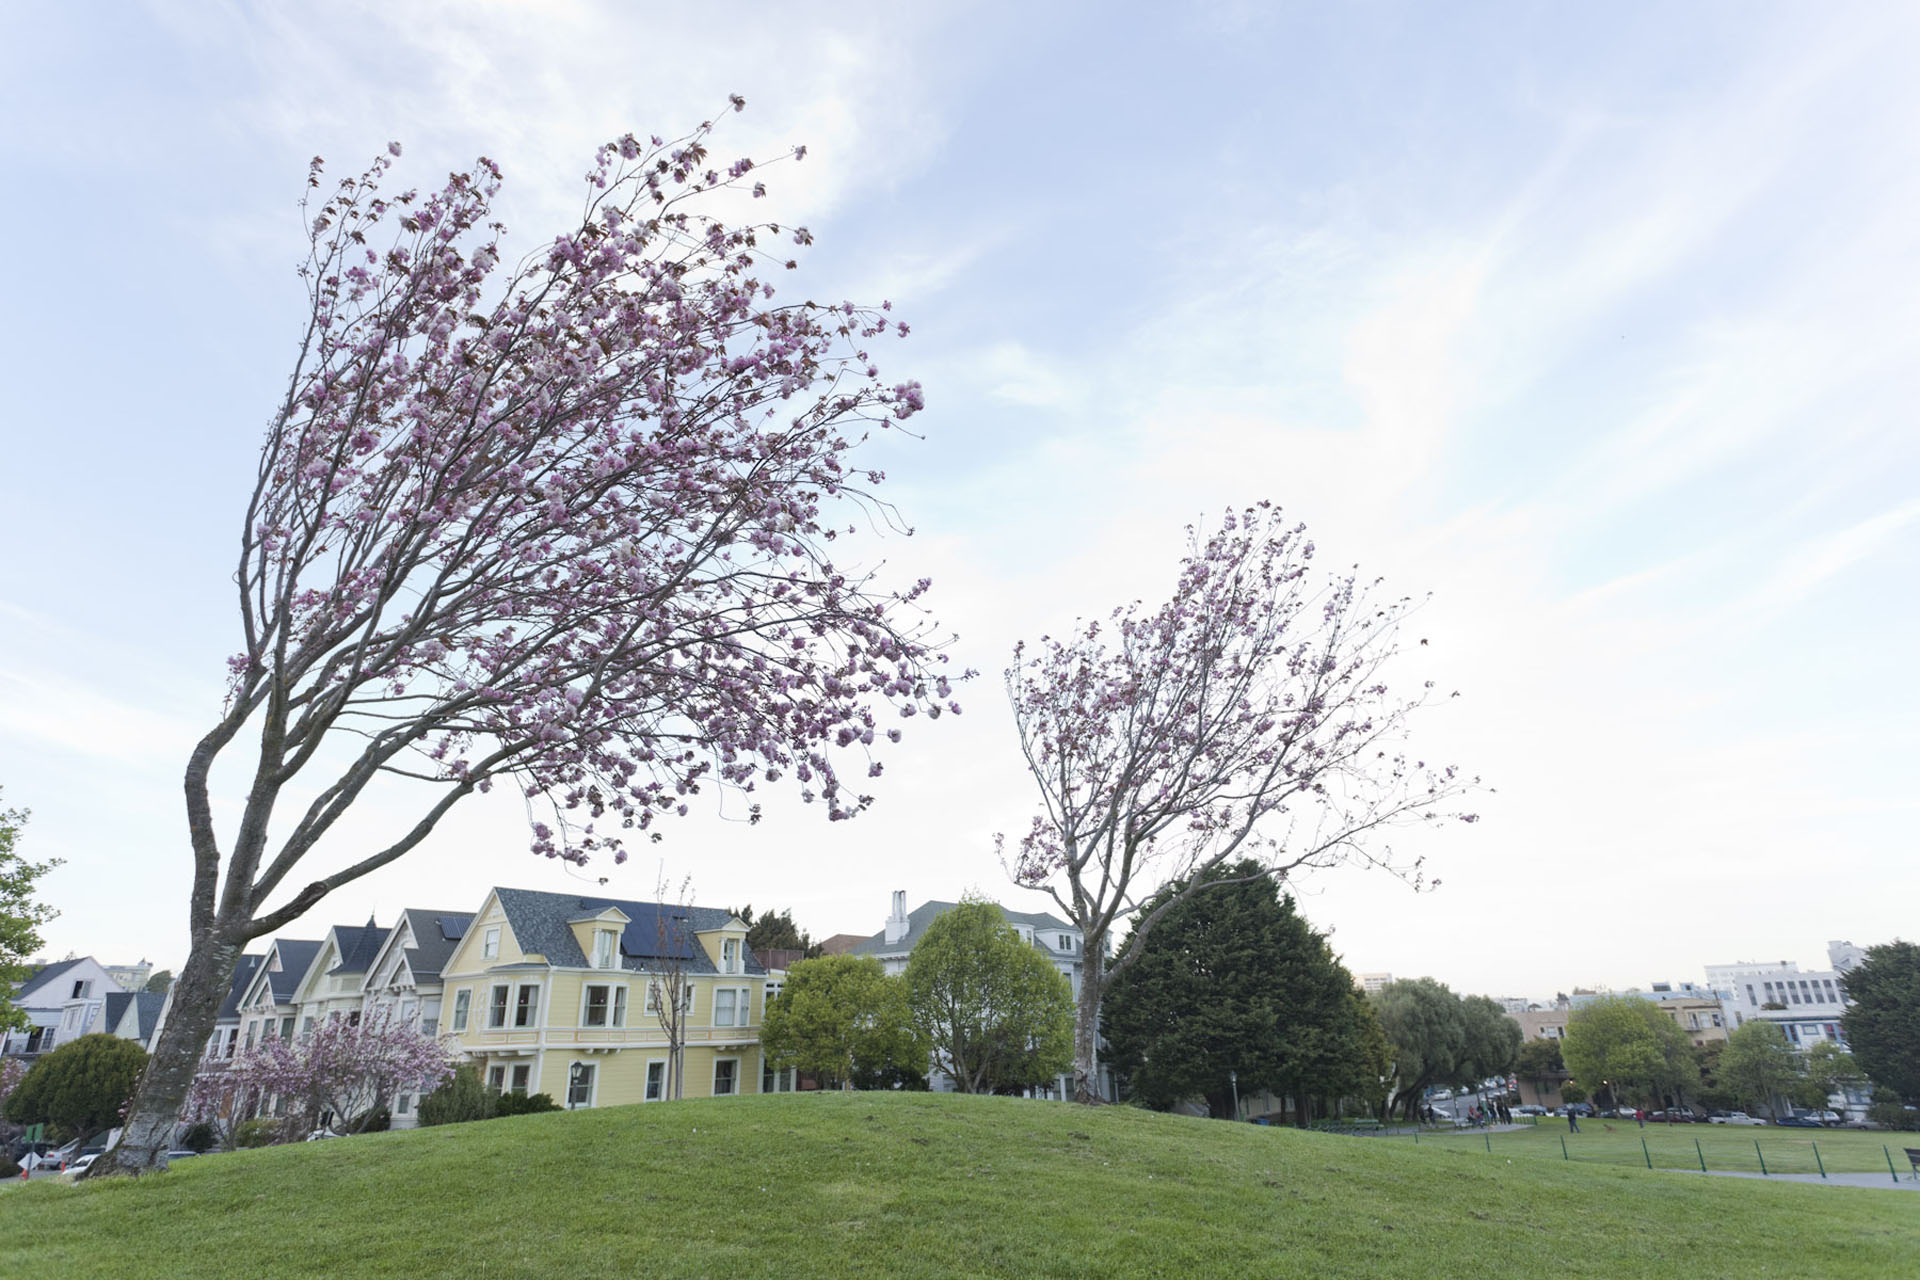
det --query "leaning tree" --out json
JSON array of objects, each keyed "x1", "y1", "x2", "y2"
[
  {"x1": 1003, "y1": 504, "x2": 1478, "y2": 1102},
  {"x1": 106, "y1": 103, "x2": 954, "y2": 1173}
]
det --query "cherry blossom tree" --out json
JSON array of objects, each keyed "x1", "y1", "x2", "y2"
[
  {"x1": 1001, "y1": 503, "x2": 1478, "y2": 1103},
  {"x1": 187, "y1": 1007, "x2": 453, "y2": 1141},
  {"x1": 107, "y1": 101, "x2": 953, "y2": 1174}
]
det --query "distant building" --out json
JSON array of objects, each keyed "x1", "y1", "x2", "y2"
[
  {"x1": 1704, "y1": 946, "x2": 1852, "y2": 1049},
  {"x1": 1356, "y1": 972, "x2": 1394, "y2": 996},
  {"x1": 1, "y1": 957, "x2": 125, "y2": 1058},
  {"x1": 102, "y1": 960, "x2": 154, "y2": 993},
  {"x1": 1510, "y1": 1009, "x2": 1568, "y2": 1041}
]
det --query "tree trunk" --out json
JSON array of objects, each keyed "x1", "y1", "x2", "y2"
[
  {"x1": 1071, "y1": 946, "x2": 1105, "y2": 1104},
  {"x1": 98, "y1": 929, "x2": 242, "y2": 1176}
]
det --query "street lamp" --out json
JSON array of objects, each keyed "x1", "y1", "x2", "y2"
[{"x1": 1229, "y1": 1069, "x2": 1240, "y2": 1121}]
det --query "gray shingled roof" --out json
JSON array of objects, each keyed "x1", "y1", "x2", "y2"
[
  {"x1": 848, "y1": 900, "x2": 1076, "y2": 957},
  {"x1": 399, "y1": 909, "x2": 473, "y2": 986},
  {"x1": 265, "y1": 940, "x2": 322, "y2": 1002},
  {"x1": 129, "y1": 991, "x2": 166, "y2": 1041},
  {"x1": 18, "y1": 957, "x2": 87, "y2": 996},
  {"x1": 492, "y1": 887, "x2": 763, "y2": 976},
  {"x1": 326, "y1": 924, "x2": 387, "y2": 976},
  {"x1": 219, "y1": 955, "x2": 264, "y2": 1020},
  {"x1": 102, "y1": 991, "x2": 134, "y2": 1034}
]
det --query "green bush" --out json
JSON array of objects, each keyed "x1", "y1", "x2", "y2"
[
  {"x1": 178, "y1": 1123, "x2": 217, "y2": 1154},
  {"x1": 0, "y1": 1157, "x2": 20, "y2": 1179},
  {"x1": 1869, "y1": 1089, "x2": 1920, "y2": 1131},
  {"x1": 234, "y1": 1117, "x2": 281, "y2": 1148},
  {"x1": 495, "y1": 1091, "x2": 560, "y2": 1117},
  {"x1": 417, "y1": 1065, "x2": 496, "y2": 1127}
]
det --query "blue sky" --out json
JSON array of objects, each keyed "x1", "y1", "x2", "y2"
[{"x1": 2, "y1": 1, "x2": 1914, "y2": 998}]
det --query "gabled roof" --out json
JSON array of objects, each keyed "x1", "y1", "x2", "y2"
[
  {"x1": 489, "y1": 887, "x2": 762, "y2": 976},
  {"x1": 18, "y1": 957, "x2": 88, "y2": 997},
  {"x1": 363, "y1": 909, "x2": 475, "y2": 991},
  {"x1": 129, "y1": 992, "x2": 166, "y2": 1041},
  {"x1": 263, "y1": 940, "x2": 322, "y2": 1004},
  {"x1": 326, "y1": 923, "x2": 387, "y2": 976},
  {"x1": 102, "y1": 991, "x2": 134, "y2": 1034},
  {"x1": 218, "y1": 955, "x2": 265, "y2": 1021},
  {"x1": 848, "y1": 900, "x2": 1077, "y2": 957}
]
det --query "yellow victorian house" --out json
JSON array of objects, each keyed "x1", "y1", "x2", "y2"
[{"x1": 439, "y1": 887, "x2": 791, "y2": 1108}]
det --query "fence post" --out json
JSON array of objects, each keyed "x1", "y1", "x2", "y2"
[
  {"x1": 1485, "y1": 1131, "x2": 1492, "y2": 1155},
  {"x1": 1694, "y1": 1138, "x2": 1706, "y2": 1174},
  {"x1": 1813, "y1": 1142, "x2": 1826, "y2": 1180},
  {"x1": 1755, "y1": 1140, "x2": 1768, "y2": 1177},
  {"x1": 1885, "y1": 1145, "x2": 1899, "y2": 1184},
  {"x1": 1560, "y1": 1134, "x2": 1568, "y2": 1161}
]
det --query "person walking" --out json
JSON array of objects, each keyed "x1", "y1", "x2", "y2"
[{"x1": 1568, "y1": 1108, "x2": 1581, "y2": 1134}]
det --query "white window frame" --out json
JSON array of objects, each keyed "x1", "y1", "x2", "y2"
[
  {"x1": 509, "y1": 1063, "x2": 531, "y2": 1095},
  {"x1": 612, "y1": 985, "x2": 628, "y2": 1029},
  {"x1": 583, "y1": 984, "x2": 613, "y2": 1028},
  {"x1": 482, "y1": 926, "x2": 501, "y2": 960},
  {"x1": 487, "y1": 1065, "x2": 507, "y2": 1092},
  {"x1": 513, "y1": 983, "x2": 540, "y2": 1029},
  {"x1": 487, "y1": 984, "x2": 510, "y2": 1029},
  {"x1": 451, "y1": 988, "x2": 471, "y2": 1032},
  {"x1": 722, "y1": 938, "x2": 741, "y2": 975},
  {"x1": 712, "y1": 1056, "x2": 740, "y2": 1097},
  {"x1": 714, "y1": 986, "x2": 750, "y2": 1028},
  {"x1": 644, "y1": 1058, "x2": 666, "y2": 1102}
]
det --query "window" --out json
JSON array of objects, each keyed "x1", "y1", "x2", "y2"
[
  {"x1": 645, "y1": 1060, "x2": 666, "y2": 1102},
  {"x1": 612, "y1": 986, "x2": 628, "y2": 1028},
  {"x1": 421, "y1": 1017, "x2": 437, "y2": 1037},
  {"x1": 1746, "y1": 985, "x2": 1756, "y2": 1004},
  {"x1": 722, "y1": 938, "x2": 741, "y2": 974},
  {"x1": 713, "y1": 1058, "x2": 738, "y2": 1096},
  {"x1": 514, "y1": 984, "x2": 540, "y2": 1028},
  {"x1": 715, "y1": 988, "x2": 743, "y2": 1028},
  {"x1": 396, "y1": 1094, "x2": 410, "y2": 1115},
  {"x1": 510, "y1": 1064, "x2": 531, "y2": 1095},
  {"x1": 223, "y1": 1028, "x2": 238, "y2": 1059},
  {"x1": 568, "y1": 1062, "x2": 596, "y2": 1109},
  {"x1": 301, "y1": 1016, "x2": 316, "y2": 1037},
  {"x1": 451, "y1": 989, "x2": 471, "y2": 1032},
  {"x1": 482, "y1": 926, "x2": 501, "y2": 960},
  {"x1": 71, "y1": 979, "x2": 92, "y2": 999},
  {"x1": 1059, "y1": 934, "x2": 1074, "y2": 952},
  {"x1": 593, "y1": 929, "x2": 618, "y2": 970},
  {"x1": 487, "y1": 984, "x2": 510, "y2": 1029},
  {"x1": 763, "y1": 1060, "x2": 797, "y2": 1093},
  {"x1": 584, "y1": 985, "x2": 611, "y2": 1028},
  {"x1": 1824, "y1": 1023, "x2": 1837, "y2": 1038},
  {"x1": 487, "y1": 1065, "x2": 507, "y2": 1092},
  {"x1": 244, "y1": 1022, "x2": 257, "y2": 1050}
]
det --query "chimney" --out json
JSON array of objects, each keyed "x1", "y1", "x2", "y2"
[{"x1": 884, "y1": 890, "x2": 908, "y2": 945}]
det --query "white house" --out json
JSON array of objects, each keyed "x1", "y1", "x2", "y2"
[
  {"x1": 1, "y1": 957, "x2": 125, "y2": 1058},
  {"x1": 358, "y1": 908, "x2": 474, "y2": 1126}
]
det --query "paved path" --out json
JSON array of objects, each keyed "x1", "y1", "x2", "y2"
[{"x1": 1667, "y1": 1168, "x2": 1920, "y2": 1190}]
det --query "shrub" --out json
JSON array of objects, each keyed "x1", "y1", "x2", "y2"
[
  {"x1": 495, "y1": 1091, "x2": 560, "y2": 1117},
  {"x1": 1869, "y1": 1089, "x2": 1920, "y2": 1131},
  {"x1": 0, "y1": 1157, "x2": 20, "y2": 1179},
  {"x1": 417, "y1": 1065, "x2": 496, "y2": 1127},
  {"x1": 353, "y1": 1106, "x2": 392, "y2": 1133},
  {"x1": 179, "y1": 1122, "x2": 217, "y2": 1153},
  {"x1": 234, "y1": 1117, "x2": 281, "y2": 1148}
]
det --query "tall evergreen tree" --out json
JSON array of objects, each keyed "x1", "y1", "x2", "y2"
[
  {"x1": 1841, "y1": 941, "x2": 1920, "y2": 1102},
  {"x1": 1101, "y1": 861, "x2": 1374, "y2": 1122}
]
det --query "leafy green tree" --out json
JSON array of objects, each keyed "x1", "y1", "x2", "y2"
[
  {"x1": 0, "y1": 790, "x2": 61, "y2": 1032},
  {"x1": 730, "y1": 905, "x2": 817, "y2": 957},
  {"x1": 1692, "y1": 1039, "x2": 1736, "y2": 1111},
  {"x1": 143, "y1": 970, "x2": 174, "y2": 995},
  {"x1": 762, "y1": 955, "x2": 922, "y2": 1090},
  {"x1": 416, "y1": 1064, "x2": 498, "y2": 1127},
  {"x1": 1795, "y1": 1041, "x2": 1860, "y2": 1114},
  {"x1": 1561, "y1": 997, "x2": 1697, "y2": 1108},
  {"x1": 1718, "y1": 1021, "x2": 1802, "y2": 1115},
  {"x1": 1456, "y1": 995, "x2": 1523, "y2": 1088},
  {"x1": 1840, "y1": 941, "x2": 1920, "y2": 1102},
  {"x1": 1371, "y1": 978, "x2": 1465, "y2": 1120},
  {"x1": 1103, "y1": 864, "x2": 1377, "y2": 1122},
  {"x1": 3, "y1": 1034, "x2": 147, "y2": 1142},
  {"x1": 905, "y1": 899, "x2": 1072, "y2": 1094},
  {"x1": 1516, "y1": 1037, "x2": 1565, "y2": 1097}
]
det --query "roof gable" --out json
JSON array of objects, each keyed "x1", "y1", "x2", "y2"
[{"x1": 489, "y1": 887, "x2": 762, "y2": 976}]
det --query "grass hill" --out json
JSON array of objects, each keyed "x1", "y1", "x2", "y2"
[{"x1": 5, "y1": 1093, "x2": 1914, "y2": 1278}]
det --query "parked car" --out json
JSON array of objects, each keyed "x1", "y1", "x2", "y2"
[
  {"x1": 1708, "y1": 1111, "x2": 1765, "y2": 1125},
  {"x1": 64, "y1": 1153, "x2": 100, "y2": 1176},
  {"x1": 1512, "y1": 1105, "x2": 1549, "y2": 1117},
  {"x1": 1796, "y1": 1110, "x2": 1841, "y2": 1126}
]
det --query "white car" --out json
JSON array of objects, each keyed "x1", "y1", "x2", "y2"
[
  {"x1": 64, "y1": 1153, "x2": 100, "y2": 1176},
  {"x1": 1708, "y1": 1111, "x2": 1765, "y2": 1126}
]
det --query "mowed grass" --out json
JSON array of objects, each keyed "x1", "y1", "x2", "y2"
[
  {"x1": 1418, "y1": 1117, "x2": 1917, "y2": 1177},
  {"x1": 3, "y1": 1093, "x2": 1916, "y2": 1280}
]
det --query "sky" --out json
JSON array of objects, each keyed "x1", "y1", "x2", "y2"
[{"x1": 1, "y1": 1, "x2": 1915, "y2": 1001}]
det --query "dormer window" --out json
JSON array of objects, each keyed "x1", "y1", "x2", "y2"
[
  {"x1": 482, "y1": 926, "x2": 501, "y2": 960},
  {"x1": 722, "y1": 938, "x2": 741, "y2": 975},
  {"x1": 593, "y1": 928, "x2": 618, "y2": 970}
]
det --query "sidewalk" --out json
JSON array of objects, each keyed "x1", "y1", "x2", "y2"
[{"x1": 1667, "y1": 1168, "x2": 1920, "y2": 1190}]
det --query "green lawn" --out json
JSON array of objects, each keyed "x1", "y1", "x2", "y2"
[
  {"x1": 1416, "y1": 1116, "x2": 1917, "y2": 1177},
  {"x1": 3, "y1": 1094, "x2": 1915, "y2": 1279}
]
